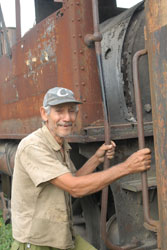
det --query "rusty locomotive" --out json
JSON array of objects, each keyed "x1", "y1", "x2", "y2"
[{"x1": 0, "y1": 0, "x2": 166, "y2": 249}]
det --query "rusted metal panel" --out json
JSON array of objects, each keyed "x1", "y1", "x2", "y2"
[
  {"x1": 145, "y1": 0, "x2": 167, "y2": 248},
  {"x1": 0, "y1": 0, "x2": 154, "y2": 142},
  {"x1": 0, "y1": 0, "x2": 103, "y2": 140},
  {"x1": 145, "y1": 0, "x2": 167, "y2": 33}
]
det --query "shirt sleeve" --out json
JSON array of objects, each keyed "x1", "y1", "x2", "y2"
[
  {"x1": 69, "y1": 157, "x2": 77, "y2": 174},
  {"x1": 19, "y1": 144, "x2": 70, "y2": 187}
]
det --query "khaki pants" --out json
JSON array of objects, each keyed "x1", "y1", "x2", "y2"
[{"x1": 11, "y1": 235, "x2": 97, "y2": 250}]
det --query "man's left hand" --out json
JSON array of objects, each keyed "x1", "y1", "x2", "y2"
[{"x1": 95, "y1": 141, "x2": 116, "y2": 163}]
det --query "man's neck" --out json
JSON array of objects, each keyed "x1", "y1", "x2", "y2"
[{"x1": 55, "y1": 135, "x2": 64, "y2": 146}]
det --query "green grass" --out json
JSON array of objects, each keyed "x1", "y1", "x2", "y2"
[{"x1": 0, "y1": 210, "x2": 13, "y2": 250}]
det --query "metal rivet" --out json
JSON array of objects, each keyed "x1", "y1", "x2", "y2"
[
  {"x1": 73, "y1": 50, "x2": 77, "y2": 54},
  {"x1": 81, "y1": 82, "x2": 85, "y2": 86},
  {"x1": 78, "y1": 34, "x2": 82, "y2": 38},
  {"x1": 83, "y1": 99, "x2": 86, "y2": 102},
  {"x1": 80, "y1": 50, "x2": 83, "y2": 54},
  {"x1": 144, "y1": 103, "x2": 152, "y2": 113},
  {"x1": 81, "y1": 66, "x2": 85, "y2": 70}
]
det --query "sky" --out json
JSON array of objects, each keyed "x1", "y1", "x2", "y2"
[
  {"x1": 0, "y1": 0, "x2": 35, "y2": 36},
  {"x1": 0, "y1": 0, "x2": 141, "y2": 36},
  {"x1": 117, "y1": 0, "x2": 141, "y2": 8}
]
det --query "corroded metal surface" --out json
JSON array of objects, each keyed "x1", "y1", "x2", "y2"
[
  {"x1": 0, "y1": 0, "x2": 103, "y2": 140},
  {"x1": 0, "y1": 0, "x2": 154, "y2": 142},
  {"x1": 145, "y1": 0, "x2": 167, "y2": 248},
  {"x1": 100, "y1": 2, "x2": 148, "y2": 125}
]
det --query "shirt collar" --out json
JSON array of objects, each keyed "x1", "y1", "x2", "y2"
[{"x1": 41, "y1": 125, "x2": 71, "y2": 151}]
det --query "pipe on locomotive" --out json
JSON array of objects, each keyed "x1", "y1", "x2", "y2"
[
  {"x1": 0, "y1": 143, "x2": 17, "y2": 176},
  {"x1": 0, "y1": 5, "x2": 12, "y2": 58},
  {"x1": 132, "y1": 49, "x2": 159, "y2": 230},
  {"x1": 15, "y1": 0, "x2": 21, "y2": 42}
]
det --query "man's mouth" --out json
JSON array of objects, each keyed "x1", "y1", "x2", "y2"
[{"x1": 57, "y1": 122, "x2": 72, "y2": 128}]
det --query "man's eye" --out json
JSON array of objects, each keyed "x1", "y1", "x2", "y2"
[{"x1": 55, "y1": 109, "x2": 62, "y2": 112}]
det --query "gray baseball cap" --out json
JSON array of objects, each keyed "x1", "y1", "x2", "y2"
[{"x1": 43, "y1": 87, "x2": 82, "y2": 107}]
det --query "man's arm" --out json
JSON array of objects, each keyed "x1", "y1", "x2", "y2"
[
  {"x1": 75, "y1": 141, "x2": 116, "y2": 176},
  {"x1": 50, "y1": 148, "x2": 151, "y2": 198}
]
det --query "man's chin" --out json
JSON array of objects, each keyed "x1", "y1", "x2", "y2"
[{"x1": 57, "y1": 130, "x2": 72, "y2": 138}]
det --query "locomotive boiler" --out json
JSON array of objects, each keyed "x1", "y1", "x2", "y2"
[{"x1": 0, "y1": 0, "x2": 166, "y2": 249}]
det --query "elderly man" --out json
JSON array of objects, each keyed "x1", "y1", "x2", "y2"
[{"x1": 11, "y1": 87, "x2": 151, "y2": 250}]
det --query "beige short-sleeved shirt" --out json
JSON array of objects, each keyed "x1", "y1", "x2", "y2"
[{"x1": 11, "y1": 125, "x2": 76, "y2": 249}]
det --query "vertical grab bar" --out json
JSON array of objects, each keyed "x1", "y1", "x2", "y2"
[{"x1": 132, "y1": 49, "x2": 158, "y2": 230}]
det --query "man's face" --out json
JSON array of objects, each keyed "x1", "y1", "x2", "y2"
[{"x1": 45, "y1": 103, "x2": 78, "y2": 138}]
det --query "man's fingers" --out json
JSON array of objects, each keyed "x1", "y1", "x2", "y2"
[
  {"x1": 145, "y1": 154, "x2": 151, "y2": 160},
  {"x1": 144, "y1": 161, "x2": 151, "y2": 167},
  {"x1": 140, "y1": 154, "x2": 151, "y2": 161},
  {"x1": 103, "y1": 142, "x2": 116, "y2": 151},
  {"x1": 138, "y1": 148, "x2": 151, "y2": 155},
  {"x1": 138, "y1": 148, "x2": 151, "y2": 162},
  {"x1": 111, "y1": 140, "x2": 116, "y2": 147},
  {"x1": 145, "y1": 158, "x2": 151, "y2": 164},
  {"x1": 106, "y1": 147, "x2": 115, "y2": 153},
  {"x1": 107, "y1": 155, "x2": 114, "y2": 159},
  {"x1": 106, "y1": 150, "x2": 115, "y2": 155}
]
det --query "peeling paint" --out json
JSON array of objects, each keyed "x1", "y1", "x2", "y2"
[
  {"x1": 40, "y1": 50, "x2": 49, "y2": 63},
  {"x1": 32, "y1": 57, "x2": 37, "y2": 62},
  {"x1": 26, "y1": 60, "x2": 30, "y2": 66}
]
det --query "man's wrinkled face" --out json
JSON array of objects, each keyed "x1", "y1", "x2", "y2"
[{"x1": 45, "y1": 103, "x2": 78, "y2": 138}]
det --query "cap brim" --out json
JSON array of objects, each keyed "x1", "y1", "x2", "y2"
[{"x1": 49, "y1": 99, "x2": 82, "y2": 106}]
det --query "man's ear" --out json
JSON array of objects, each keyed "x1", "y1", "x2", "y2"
[{"x1": 40, "y1": 106, "x2": 48, "y2": 122}]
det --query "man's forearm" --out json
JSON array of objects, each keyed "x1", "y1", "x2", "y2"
[
  {"x1": 51, "y1": 148, "x2": 151, "y2": 197},
  {"x1": 51, "y1": 162, "x2": 129, "y2": 198},
  {"x1": 72, "y1": 162, "x2": 128, "y2": 197},
  {"x1": 75, "y1": 154, "x2": 100, "y2": 176},
  {"x1": 76, "y1": 143, "x2": 115, "y2": 176}
]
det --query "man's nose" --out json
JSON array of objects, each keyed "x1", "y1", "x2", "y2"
[{"x1": 63, "y1": 111, "x2": 71, "y2": 121}]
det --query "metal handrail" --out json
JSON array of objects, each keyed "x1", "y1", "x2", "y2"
[
  {"x1": 132, "y1": 49, "x2": 159, "y2": 230},
  {"x1": 0, "y1": 5, "x2": 12, "y2": 58}
]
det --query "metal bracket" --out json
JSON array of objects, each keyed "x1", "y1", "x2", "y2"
[
  {"x1": 84, "y1": 32, "x2": 102, "y2": 48},
  {"x1": 0, "y1": 5, "x2": 12, "y2": 58}
]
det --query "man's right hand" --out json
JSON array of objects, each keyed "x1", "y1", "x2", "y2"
[{"x1": 124, "y1": 148, "x2": 151, "y2": 174}]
